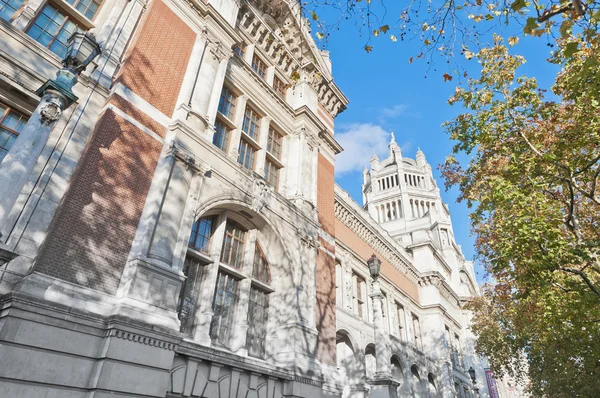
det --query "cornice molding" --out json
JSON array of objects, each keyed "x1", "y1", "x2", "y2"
[{"x1": 334, "y1": 186, "x2": 420, "y2": 284}]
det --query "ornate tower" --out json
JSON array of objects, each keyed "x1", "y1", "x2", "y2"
[{"x1": 362, "y1": 134, "x2": 474, "y2": 287}]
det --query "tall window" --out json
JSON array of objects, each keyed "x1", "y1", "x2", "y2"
[
  {"x1": 238, "y1": 139, "x2": 256, "y2": 170},
  {"x1": 220, "y1": 220, "x2": 246, "y2": 269},
  {"x1": 0, "y1": 103, "x2": 28, "y2": 163},
  {"x1": 273, "y1": 76, "x2": 287, "y2": 99},
  {"x1": 412, "y1": 314, "x2": 422, "y2": 350},
  {"x1": 27, "y1": 5, "x2": 79, "y2": 58},
  {"x1": 0, "y1": 0, "x2": 24, "y2": 22},
  {"x1": 264, "y1": 160, "x2": 279, "y2": 188},
  {"x1": 251, "y1": 54, "x2": 267, "y2": 79},
  {"x1": 213, "y1": 120, "x2": 230, "y2": 152},
  {"x1": 177, "y1": 256, "x2": 206, "y2": 334},
  {"x1": 218, "y1": 87, "x2": 236, "y2": 120},
  {"x1": 454, "y1": 333, "x2": 464, "y2": 369},
  {"x1": 242, "y1": 107, "x2": 260, "y2": 141},
  {"x1": 188, "y1": 216, "x2": 215, "y2": 253},
  {"x1": 233, "y1": 45, "x2": 244, "y2": 58},
  {"x1": 266, "y1": 127, "x2": 282, "y2": 159},
  {"x1": 353, "y1": 273, "x2": 365, "y2": 320},
  {"x1": 396, "y1": 302, "x2": 406, "y2": 340},
  {"x1": 210, "y1": 271, "x2": 240, "y2": 346},
  {"x1": 252, "y1": 244, "x2": 271, "y2": 284},
  {"x1": 246, "y1": 286, "x2": 269, "y2": 357}
]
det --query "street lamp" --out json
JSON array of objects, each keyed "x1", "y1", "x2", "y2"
[
  {"x1": 0, "y1": 31, "x2": 102, "y2": 239},
  {"x1": 367, "y1": 254, "x2": 388, "y2": 379},
  {"x1": 468, "y1": 366, "x2": 477, "y2": 384},
  {"x1": 368, "y1": 254, "x2": 381, "y2": 280},
  {"x1": 35, "y1": 32, "x2": 102, "y2": 111}
]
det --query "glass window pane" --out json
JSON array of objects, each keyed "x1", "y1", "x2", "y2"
[{"x1": 0, "y1": 0, "x2": 25, "y2": 23}]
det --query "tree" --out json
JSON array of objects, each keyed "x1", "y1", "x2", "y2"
[
  {"x1": 441, "y1": 34, "x2": 600, "y2": 396},
  {"x1": 302, "y1": 0, "x2": 599, "y2": 71}
]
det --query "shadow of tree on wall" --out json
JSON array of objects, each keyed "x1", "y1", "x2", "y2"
[{"x1": 35, "y1": 106, "x2": 162, "y2": 295}]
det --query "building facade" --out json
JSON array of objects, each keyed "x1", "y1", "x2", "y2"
[{"x1": 0, "y1": 0, "x2": 489, "y2": 397}]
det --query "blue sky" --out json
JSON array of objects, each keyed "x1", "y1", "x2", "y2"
[{"x1": 315, "y1": 7, "x2": 561, "y2": 283}]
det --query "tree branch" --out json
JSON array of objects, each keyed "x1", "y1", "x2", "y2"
[{"x1": 559, "y1": 266, "x2": 600, "y2": 298}]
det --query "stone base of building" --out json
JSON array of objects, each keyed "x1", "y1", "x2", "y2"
[{"x1": 0, "y1": 292, "x2": 333, "y2": 398}]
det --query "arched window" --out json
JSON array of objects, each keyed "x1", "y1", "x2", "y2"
[
  {"x1": 365, "y1": 344, "x2": 376, "y2": 380},
  {"x1": 177, "y1": 211, "x2": 274, "y2": 358},
  {"x1": 428, "y1": 373, "x2": 438, "y2": 397},
  {"x1": 390, "y1": 356, "x2": 403, "y2": 382}
]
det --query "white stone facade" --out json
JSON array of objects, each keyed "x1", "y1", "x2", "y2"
[{"x1": 332, "y1": 135, "x2": 491, "y2": 397}]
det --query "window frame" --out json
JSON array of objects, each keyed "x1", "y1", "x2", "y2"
[
  {"x1": 213, "y1": 119, "x2": 231, "y2": 153},
  {"x1": 273, "y1": 75, "x2": 287, "y2": 99},
  {"x1": 220, "y1": 220, "x2": 247, "y2": 269},
  {"x1": 0, "y1": 0, "x2": 25, "y2": 23},
  {"x1": 0, "y1": 102, "x2": 29, "y2": 164},
  {"x1": 264, "y1": 159, "x2": 280, "y2": 189},
  {"x1": 241, "y1": 106, "x2": 261, "y2": 141},
  {"x1": 266, "y1": 127, "x2": 282, "y2": 159},
  {"x1": 238, "y1": 138, "x2": 256, "y2": 171},
  {"x1": 251, "y1": 53, "x2": 268, "y2": 80},
  {"x1": 181, "y1": 212, "x2": 276, "y2": 357},
  {"x1": 217, "y1": 86, "x2": 236, "y2": 121}
]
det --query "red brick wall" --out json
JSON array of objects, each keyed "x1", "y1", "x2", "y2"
[
  {"x1": 315, "y1": 248, "x2": 336, "y2": 365},
  {"x1": 35, "y1": 2, "x2": 196, "y2": 295},
  {"x1": 315, "y1": 153, "x2": 336, "y2": 365},
  {"x1": 35, "y1": 110, "x2": 163, "y2": 294},
  {"x1": 117, "y1": 0, "x2": 196, "y2": 117},
  {"x1": 317, "y1": 154, "x2": 335, "y2": 236}
]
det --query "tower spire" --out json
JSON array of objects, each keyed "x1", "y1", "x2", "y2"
[{"x1": 389, "y1": 131, "x2": 401, "y2": 158}]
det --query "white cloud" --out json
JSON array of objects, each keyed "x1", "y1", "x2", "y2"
[
  {"x1": 335, "y1": 123, "x2": 409, "y2": 175},
  {"x1": 379, "y1": 104, "x2": 407, "y2": 121}
]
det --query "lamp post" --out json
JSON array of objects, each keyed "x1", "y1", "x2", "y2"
[
  {"x1": 0, "y1": 32, "x2": 101, "y2": 238},
  {"x1": 368, "y1": 254, "x2": 388, "y2": 378},
  {"x1": 468, "y1": 366, "x2": 480, "y2": 397}
]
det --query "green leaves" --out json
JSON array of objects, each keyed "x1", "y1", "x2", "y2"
[
  {"x1": 563, "y1": 41, "x2": 579, "y2": 58},
  {"x1": 443, "y1": 37, "x2": 600, "y2": 397},
  {"x1": 510, "y1": 0, "x2": 527, "y2": 12}
]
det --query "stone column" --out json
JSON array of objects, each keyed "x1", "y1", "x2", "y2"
[
  {"x1": 206, "y1": 56, "x2": 232, "y2": 125},
  {"x1": 186, "y1": 40, "x2": 231, "y2": 132},
  {"x1": 114, "y1": 139, "x2": 210, "y2": 328},
  {"x1": 0, "y1": 75, "x2": 77, "y2": 239},
  {"x1": 146, "y1": 142, "x2": 207, "y2": 267},
  {"x1": 371, "y1": 278, "x2": 389, "y2": 377},
  {"x1": 369, "y1": 275, "x2": 400, "y2": 397}
]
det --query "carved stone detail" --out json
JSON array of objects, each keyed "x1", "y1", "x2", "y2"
[
  {"x1": 167, "y1": 140, "x2": 211, "y2": 175},
  {"x1": 39, "y1": 99, "x2": 62, "y2": 126},
  {"x1": 334, "y1": 197, "x2": 420, "y2": 284},
  {"x1": 107, "y1": 329, "x2": 177, "y2": 351},
  {"x1": 251, "y1": 178, "x2": 270, "y2": 213}
]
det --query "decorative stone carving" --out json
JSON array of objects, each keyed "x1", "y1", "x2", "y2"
[
  {"x1": 39, "y1": 99, "x2": 62, "y2": 126},
  {"x1": 251, "y1": 178, "x2": 269, "y2": 213},
  {"x1": 208, "y1": 40, "x2": 231, "y2": 62},
  {"x1": 297, "y1": 229, "x2": 319, "y2": 250},
  {"x1": 167, "y1": 140, "x2": 211, "y2": 175},
  {"x1": 334, "y1": 197, "x2": 420, "y2": 284},
  {"x1": 107, "y1": 329, "x2": 177, "y2": 351}
]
